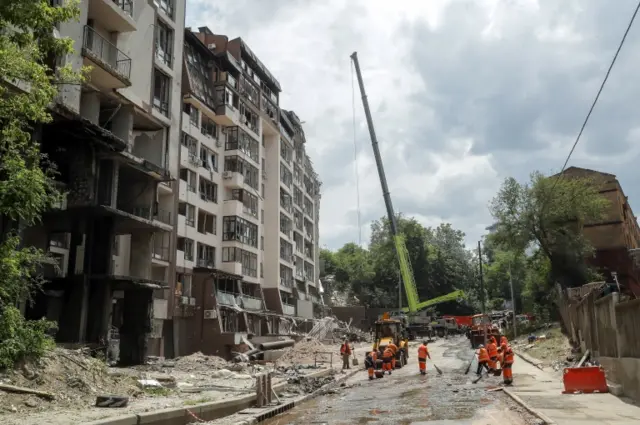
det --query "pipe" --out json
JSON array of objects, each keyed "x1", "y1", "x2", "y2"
[{"x1": 258, "y1": 340, "x2": 295, "y2": 351}]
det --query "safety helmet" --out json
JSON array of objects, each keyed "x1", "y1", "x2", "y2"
[{"x1": 478, "y1": 344, "x2": 484, "y2": 348}]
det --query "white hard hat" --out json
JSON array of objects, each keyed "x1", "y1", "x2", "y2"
[{"x1": 478, "y1": 344, "x2": 484, "y2": 348}]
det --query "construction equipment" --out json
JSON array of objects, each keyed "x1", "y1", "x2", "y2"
[
  {"x1": 468, "y1": 313, "x2": 501, "y2": 348},
  {"x1": 350, "y1": 51, "x2": 465, "y2": 328},
  {"x1": 367, "y1": 312, "x2": 409, "y2": 368}
]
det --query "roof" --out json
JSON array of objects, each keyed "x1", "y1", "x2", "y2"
[{"x1": 557, "y1": 166, "x2": 617, "y2": 179}]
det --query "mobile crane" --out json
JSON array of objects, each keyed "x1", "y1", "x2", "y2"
[{"x1": 350, "y1": 52, "x2": 464, "y2": 341}]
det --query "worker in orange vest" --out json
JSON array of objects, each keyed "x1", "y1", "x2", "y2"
[
  {"x1": 365, "y1": 350, "x2": 377, "y2": 380},
  {"x1": 501, "y1": 343, "x2": 515, "y2": 384},
  {"x1": 486, "y1": 337, "x2": 498, "y2": 372},
  {"x1": 417, "y1": 341, "x2": 431, "y2": 375},
  {"x1": 340, "y1": 339, "x2": 352, "y2": 370},
  {"x1": 500, "y1": 335, "x2": 508, "y2": 346},
  {"x1": 387, "y1": 342, "x2": 398, "y2": 370},
  {"x1": 476, "y1": 344, "x2": 491, "y2": 375},
  {"x1": 382, "y1": 346, "x2": 394, "y2": 375}
]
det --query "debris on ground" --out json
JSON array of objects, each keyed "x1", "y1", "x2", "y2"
[
  {"x1": 511, "y1": 325, "x2": 575, "y2": 370},
  {"x1": 0, "y1": 348, "x2": 140, "y2": 414},
  {"x1": 277, "y1": 339, "x2": 329, "y2": 366},
  {"x1": 285, "y1": 374, "x2": 335, "y2": 395}
]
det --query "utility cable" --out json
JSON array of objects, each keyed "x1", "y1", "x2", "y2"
[
  {"x1": 545, "y1": 0, "x2": 640, "y2": 201},
  {"x1": 350, "y1": 60, "x2": 362, "y2": 246}
]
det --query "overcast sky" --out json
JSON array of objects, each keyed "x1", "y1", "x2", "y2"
[{"x1": 186, "y1": 0, "x2": 640, "y2": 250}]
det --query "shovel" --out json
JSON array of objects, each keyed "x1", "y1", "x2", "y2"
[
  {"x1": 464, "y1": 354, "x2": 476, "y2": 375},
  {"x1": 432, "y1": 363, "x2": 443, "y2": 375},
  {"x1": 472, "y1": 372, "x2": 485, "y2": 384}
]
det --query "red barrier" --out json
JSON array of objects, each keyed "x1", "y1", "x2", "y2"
[{"x1": 562, "y1": 366, "x2": 608, "y2": 394}]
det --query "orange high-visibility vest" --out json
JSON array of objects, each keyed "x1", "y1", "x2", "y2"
[
  {"x1": 388, "y1": 343, "x2": 398, "y2": 354},
  {"x1": 478, "y1": 347, "x2": 490, "y2": 362},
  {"x1": 383, "y1": 348, "x2": 393, "y2": 359},
  {"x1": 503, "y1": 346, "x2": 514, "y2": 365},
  {"x1": 417, "y1": 345, "x2": 428, "y2": 359},
  {"x1": 487, "y1": 342, "x2": 498, "y2": 358}
]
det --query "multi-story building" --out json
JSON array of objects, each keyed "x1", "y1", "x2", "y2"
[
  {"x1": 18, "y1": 0, "x2": 186, "y2": 364},
  {"x1": 168, "y1": 27, "x2": 323, "y2": 356},
  {"x1": 559, "y1": 167, "x2": 640, "y2": 296}
]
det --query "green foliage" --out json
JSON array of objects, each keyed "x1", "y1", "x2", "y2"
[
  {"x1": 324, "y1": 215, "x2": 479, "y2": 311},
  {"x1": 489, "y1": 171, "x2": 609, "y2": 288},
  {"x1": 0, "y1": 306, "x2": 56, "y2": 370},
  {"x1": 0, "y1": 0, "x2": 81, "y2": 369}
]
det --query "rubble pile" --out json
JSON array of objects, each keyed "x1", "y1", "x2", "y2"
[
  {"x1": 277, "y1": 339, "x2": 328, "y2": 366},
  {"x1": 285, "y1": 374, "x2": 335, "y2": 394},
  {"x1": 0, "y1": 348, "x2": 139, "y2": 413}
]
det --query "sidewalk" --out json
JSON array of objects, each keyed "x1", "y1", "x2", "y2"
[{"x1": 506, "y1": 353, "x2": 640, "y2": 425}]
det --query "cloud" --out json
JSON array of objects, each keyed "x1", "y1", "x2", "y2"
[{"x1": 187, "y1": 0, "x2": 640, "y2": 250}]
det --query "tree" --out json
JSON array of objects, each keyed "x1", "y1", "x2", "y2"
[
  {"x1": 489, "y1": 171, "x2": 608, "y2": 289},
  {"x1": 0, "y1": 0, "x2": 81, "y2": 368}
]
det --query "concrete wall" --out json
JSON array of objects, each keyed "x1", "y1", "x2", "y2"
[{"x1": 600, "y1": 356, "x2": 640, "y2": 403}]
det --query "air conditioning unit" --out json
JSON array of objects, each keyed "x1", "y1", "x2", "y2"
[
  {"x1": 222, "y1": 171, "x2": 231, "y2": 179},
  {"x1": 215, "y1": 140, "x2": 222, "y2": 148},
  {"x1": 189, "y1": 297, "x2": 196, "y2": 306},
  {"x1": 204, "y1": 309, "x2": 217, "y2": 319},
  {"x1": 180, "y1": 296, "x2": 188, "y2": 305}
]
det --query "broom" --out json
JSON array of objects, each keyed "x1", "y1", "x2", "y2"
[
  {"x1": 432, "y1": 363, "x2": 443, "y2": 375},
  {"x1": 464, "y1": 353, "x2": 476, "y2": 375}
]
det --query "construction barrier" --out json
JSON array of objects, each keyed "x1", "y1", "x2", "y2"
[{"x1": 562, "y1": 366, "x2": 608, "y2": 394}]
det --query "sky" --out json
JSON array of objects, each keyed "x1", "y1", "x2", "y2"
[{"x1": 186, "y1": 0, "x2": 640, "y2": 251}]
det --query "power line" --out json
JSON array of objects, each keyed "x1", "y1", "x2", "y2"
[
  {"x1": 350, "y1": 60, "x2": 362, "y2": 246},
  {"x1": 549, "y1": 0, "x2": 640, "y2": 193}
]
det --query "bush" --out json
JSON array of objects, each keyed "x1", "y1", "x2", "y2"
[{"x1": 0, "y1": 306, "x2": 57, "y2": 370}]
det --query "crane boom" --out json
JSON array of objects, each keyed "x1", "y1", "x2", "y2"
[{"x1": 350, "y1": 51, "x2": 420, "y2": 312}]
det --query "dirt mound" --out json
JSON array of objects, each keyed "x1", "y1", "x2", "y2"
[
  {"x1": 0, "y1": 348, "x2": 139, "y2": 414},
  {"x1": 173, "y1": 352, "x2": 230, "y2": 373},
  {"x1": 278, "y1": 339, "x2": 332, "y2": 365}
]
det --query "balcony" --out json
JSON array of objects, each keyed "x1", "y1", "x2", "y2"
[
  {"x1": 213, "y1": 83, "x2": 240, "y2": 127},
  {"x1": 88, "y1": 0, "x2": 136, "y2": 33},
  {"x1": 196, "y1": 258, "x2": 215, "y2": 270},
  {"x1": 240, "y1": 295, "x2": 263, "y2": 311},
  {"x1": 217, "y1": 290, "x2": 238, "y2": 307},
  {"x1": 282, "y1": 303, "x2": 296, "y2": 316},
  {"x1": 82, "y1": 26, "x2": 132, "y2": 89},
  {"x1": 154, "y1": 209, "x2": 172, "y2": 225},
  {"x1": 223, "y1": 199, "x2": 244, "y2": 217},
  {"x1": 152, "y1": 246, "x2": 170, "y2": 262},
  {"x1": 220, "y1": 261, "x2": 242, "y2": 276},
  {"x1": 222, "y1": 170, "x2": 244, "y2": 189}
]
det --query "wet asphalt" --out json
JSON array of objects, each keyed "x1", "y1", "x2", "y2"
[{"x1": 261, "y1": 336, "x2": 519, "y2": 425}]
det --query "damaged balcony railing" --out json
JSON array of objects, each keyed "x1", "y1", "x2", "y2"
[
  {"x1": 128, "y1": 206, "x2": 153, "y2": 220},
  {"x1": 239, "y1": 294, "x2": 263, "y2": 310},
  {"x1": 152, "y1": 246, "x2": 169, "y2": 261},
  {"x1": 154, "y1": 208, "x2": 172, "y2": 225},
  {"x1": 82, "y1": 25, "x2": 131, "y2": 80},
  {"x1": 217, "y1": 290, "x2": 238, "y2": 306},
  {"x1": 113, "y1": 0, "x2": 133, "y2": 16},
  {"x1": 196, "y1": 258, "x2": 214, "y2": 269},
  {"x1": 282, "y1": 303, "x2": 296, "y2": 316}
]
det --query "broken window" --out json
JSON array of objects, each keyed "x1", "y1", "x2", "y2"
[
  {"x1": 177, "y1": 237, "x2": 194, "y2": 261},
  {"x1": 199, "y1": 178, "x2": 218, "y2": 203},
  {"x1": 153, "y1": 69, "x2": 171, "y2": 116},
  {"x1": 178, "y1": 202, "x2": 195, "y2": 226}
]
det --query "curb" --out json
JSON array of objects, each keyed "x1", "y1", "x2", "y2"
[
  {"x1": 82, "y1": 367, "x2": 338, "y2": 425},
  {"x1": 503, "y1": 388, "x2": 556, "y2": 425},
  {"x1": 514, "y1": 351, "x2": 545, "y2": 370},
  {"x1": 231, "y1": 368, "x2": 361, "y2": 425}
]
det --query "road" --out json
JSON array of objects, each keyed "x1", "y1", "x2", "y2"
[{"x1": 261, "y1": 336, "x2": 541, "y2": 425}]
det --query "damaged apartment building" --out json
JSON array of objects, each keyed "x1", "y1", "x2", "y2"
[
  {"x1": 169, "y1": 27, "x2": 324, "y2": 358},
  {"x1": 16, "y1": 0, "x2": 186, "y2": 364}
]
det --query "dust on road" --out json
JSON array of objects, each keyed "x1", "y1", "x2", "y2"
[{"x1": 260, "y1": 337, "x2": 542, "y2": 425}]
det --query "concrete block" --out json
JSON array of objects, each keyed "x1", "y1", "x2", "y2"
[
  {"x1": 608, "y1": 382, "x2": 624, "y2": 396},
  {"x1": 81, "y1": 415, "x2": 138, "y2": 425}
]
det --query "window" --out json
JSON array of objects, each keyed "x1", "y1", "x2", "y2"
[
  {"x1": 178, "y1": 202, "x2": 195, "y2": 227},
  {"x1": 294, "y1": 232, "x2": 303, "y2": 253},
  {"x1": 280, "y1": 213, "x2": 292, "y2": 235},
  {"x1": 179, "y1": 168, "x2": 197, "y2": 192},
  {"x1": 261, "y1": 236, "x2": 264, "y2": 250},
  {"x1": 184, "y1": 42, "x2": 216, "y2": 107},
  {"x1": 304, "y1": 261, "x2": 315, "y2": 282},
  {"x1": 280, "y1": 188, "x2": 292, "y2": 213},
  {"x1": 294, "y1": 211, "x2": 303, "y2": 231},
  {"x1": 175, "y1": 272, "x2": 192, "y2": 296},
  {"x1": 293, "y1": 187, "x2": 303, "y2": 207},
  {"x1": 280, "y1": 264, "x2": 293, "y2": 288},
  {"x1": 222, "y1": 216, "x2": 258, "y2": 247},
  {"x1": 261, "y1": 183, "x2": 265, "y2": 198},
  {"x1": 199, "y1": 146, "x2": 218, "y2": 172},
  {"x1": 201, "y1": 116, "x2": 216, "y2": 138},
  {"x1": 153, "y1": 69, "x2": 170, "y2": 116},
  {"x1": 177, "y1": 237, "x2": 194, "y2": 261},
  {"x1": 225, "y1": 127, "x2": 259, "y2": 163},
  {"x1": 228, "y1": 189, "x2": 258, "y2": 218},
  {"x1": 181, "y1": 132, "x2": 198, "y2": 154},
  {"x1": 197, "y1": 210, "x2": 216, "y2": 234},
  {"x1": 304, "y1": 197, "x2": 314, "y2": 218},
  {"x1": 224, "y1": 155, "x2": 259, "y2": 190},
  {"x1": 197, "y1": 243, "x2": 215, "y2": 268},
  {"x1": 280, "y1": 163, "x2": 292, "y2": 188},
  {"x1": 154, "y1": 0, "x2": 174, "y2": 18},
  {"x1": 199, "y1": 178, "x2": 218, "y2": 203},
  {"x1": 111, "y1": 235, "x2": 119, "y2": 255},
  {"x1": 155, "y1": 20, "x2": 173, "y2": 67},
  {"x1": 239, "y1": 101, "x2": 259, "y2": 134},
  {"x1": 261, "y1": 209, "x2": 264, "y2": 224},
  {"x1": 280, "y1": 238, "x2": 293, "y2": 261},
  {"x1": 294, "y1": 165, "x2": 302, "y2": 185},
  {"x1": 280, "y1": 142, "x2": 292, "y2": 163},
  {"x1": 188, "y1": 105, "x2": 199, "y2": 127},
  {"x1": 223, "y1": 248, "x2": 257, "y2": 277},
  {"x1": 260, "y1": 262, "x2": 263, "y2": 278}
]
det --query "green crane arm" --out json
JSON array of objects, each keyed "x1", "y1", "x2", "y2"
[
  {"x1": 402, "y1": 289, "x2": 465, "y2": 313},
  {"x1": 350, "y1": 51, "x2": 420, "y2": 313}
]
